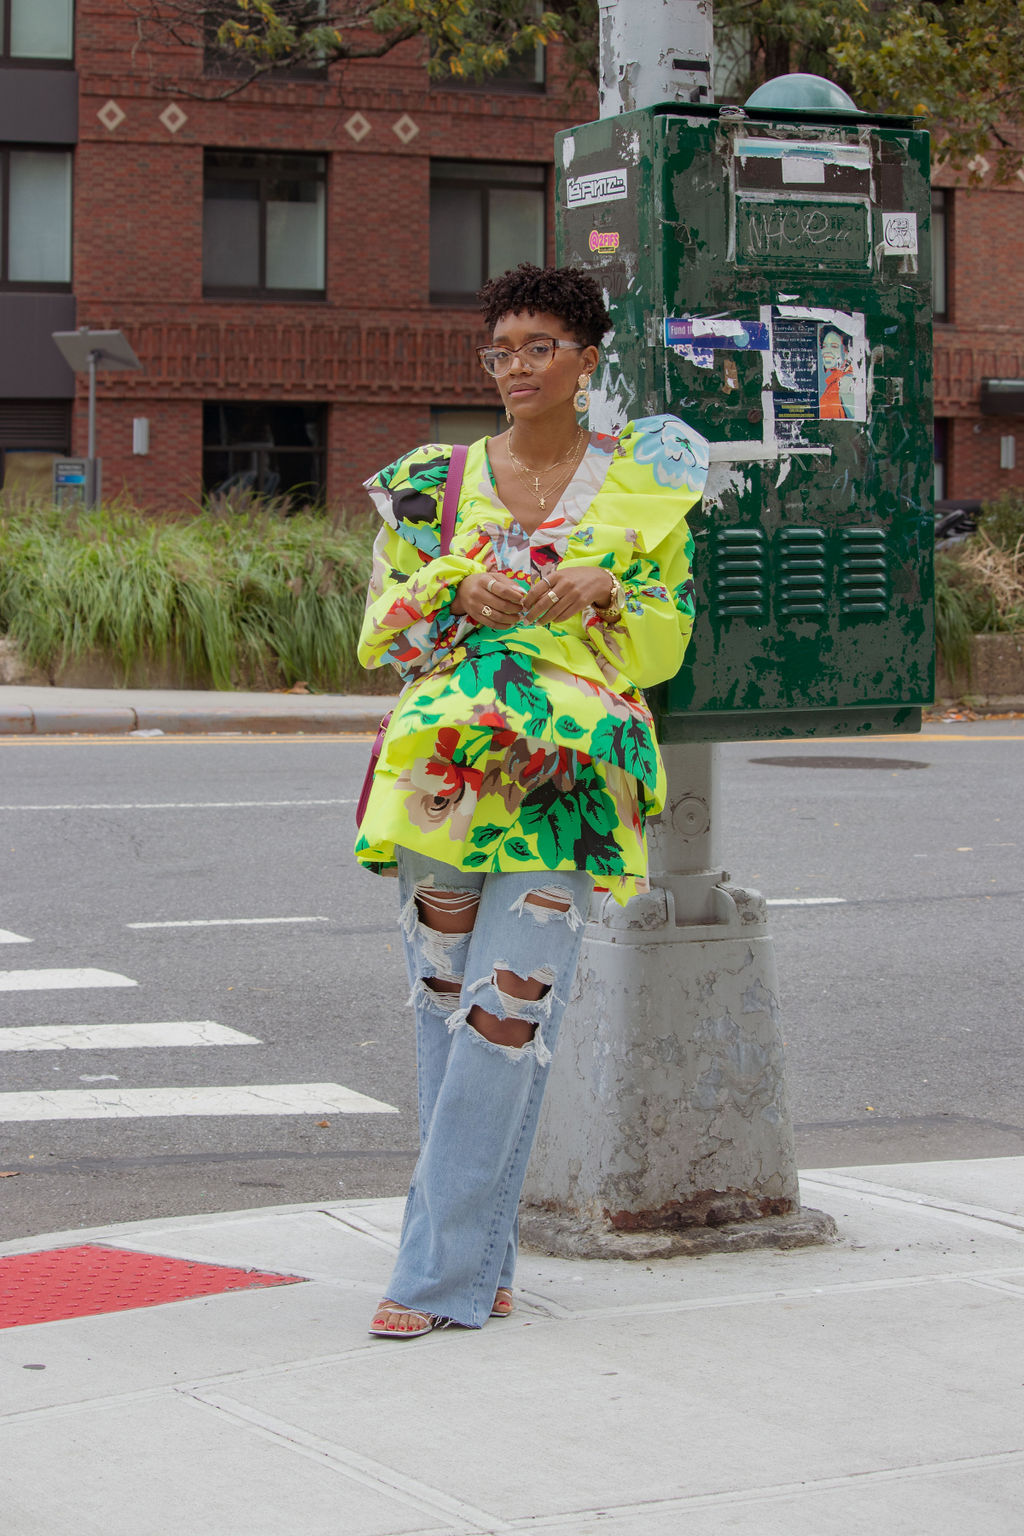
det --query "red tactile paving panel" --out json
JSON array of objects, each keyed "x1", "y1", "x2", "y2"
[{"x1": 0, "y1": 1244, "x2": 306, "y2": 1329}]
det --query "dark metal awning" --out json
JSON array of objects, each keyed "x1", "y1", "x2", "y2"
[{"x1": 980, "y1": 378, "x2": 1024, "y2": 416}]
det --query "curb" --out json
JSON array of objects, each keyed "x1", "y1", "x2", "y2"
[{"x1": 0, "y1": 701, "x2": 396, "y2": 737}]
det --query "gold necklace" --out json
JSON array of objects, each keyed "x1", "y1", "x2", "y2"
[{"x1": 507, "y1": 431, "x2": 586, "y2": 510}]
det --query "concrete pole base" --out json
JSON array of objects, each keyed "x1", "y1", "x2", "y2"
[
  {"x1": 520, "y1": 1204, "x2": 839, "y2": 1261},
  {"x1": 521, "y1": 881, "x2": 840, "y2": 1258}
]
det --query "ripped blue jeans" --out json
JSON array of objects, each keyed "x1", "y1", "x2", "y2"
[{"x1": 386, "y1": 848, "x2": 593, "y2": 1328}]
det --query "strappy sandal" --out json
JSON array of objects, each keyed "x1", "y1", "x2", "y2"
[
  {"x1": 369, "y1": 1300, "x2": 439, "y2": 1339},
  {"x1": 491, "y1": 1287, "x2": 514, "y2": 1318}
]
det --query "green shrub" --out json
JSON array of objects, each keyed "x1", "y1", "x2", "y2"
[
  {"x1": 0, "y1": 498, "x2": 376, "y2": 691},
  {"x1": 978, "y1": 489, "x2": 1024, "y2": 555},
  {"x1": 934, "y1": 553, "x2": 977, "y2": 682}
]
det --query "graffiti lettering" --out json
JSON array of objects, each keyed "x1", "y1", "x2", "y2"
[
  {"x1": 566, "y1": 169, "x2": 628, "y2": 209},
  {"x1": 744, "y1": 206, "x2": 850, "y2": 255}
]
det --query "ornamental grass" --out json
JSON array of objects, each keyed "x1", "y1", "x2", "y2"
[
  {"x1": 0, "y1": 496, "x2": 376, "y2": 692},
  {"x1": 935, "y1": 491, "x2": 1024, "y2": 682}
]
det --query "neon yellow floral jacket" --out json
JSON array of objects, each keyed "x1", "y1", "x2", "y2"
[{"x1": 354, "y1": 414, "x2": 708, "y2": 904}]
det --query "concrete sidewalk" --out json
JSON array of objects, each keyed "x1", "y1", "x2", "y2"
[
  {"x1": 0, "y1": 685, "x2": 397, "y2": 736},
  {"x1": 1, "y1": 1158, "x2": 1022, "y2": 1534}
]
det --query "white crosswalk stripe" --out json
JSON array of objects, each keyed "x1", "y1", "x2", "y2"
[
  {"x1": 0, "y1": 1084, "x2": 399, "y2": 1121},
  {"x1": 0, "y1": 1021, "x2": 261, "y2": 1051},
  {"x1": 0, "y1": 967, "x2": 137, "y2": 991},
  {"x1": 1, "y1": 929, "x2": 399, "y2": 1124}
]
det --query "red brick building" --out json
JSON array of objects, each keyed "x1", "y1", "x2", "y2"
[
  {"x1": 931, "y1": 167, "x2": 1024, "y2": 503},
  {"x1": 2, "y1": 1, "x2": 584, "y2": 510},
  {"x1": 1, "y1": 3, "x2": 1022, "y2": 511}
]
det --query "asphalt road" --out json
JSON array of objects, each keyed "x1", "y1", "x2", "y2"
[{"x1": 1, "y1": 723, "x2": 1021, "y2": 1241}]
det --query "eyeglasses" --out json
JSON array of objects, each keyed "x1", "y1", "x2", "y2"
[{"x1": 475, "y1": 338, "x2": 584, "y2": 379}]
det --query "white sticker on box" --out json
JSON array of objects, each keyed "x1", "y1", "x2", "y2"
[
  {"x1": 882, "y1": 211, "x2": 918, "y2": 254},
  {"x1": 566, "y1": 168, "x2": 628, "y2": 208},
  {"x1": 781, "y1": 157, "x2": 826, "y2": 184}
]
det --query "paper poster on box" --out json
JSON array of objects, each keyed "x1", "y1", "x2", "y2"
[{"x1": 769, "y1": 307, "x2": 866, "y2": 423}]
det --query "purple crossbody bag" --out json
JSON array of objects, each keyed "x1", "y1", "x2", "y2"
[{"x1": 355, "y1": 443, "x2": 468, "y2": 828}]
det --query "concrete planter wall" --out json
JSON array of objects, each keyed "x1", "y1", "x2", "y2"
[
  {"x1": 935, "y1": 632, "x2": 1024, "y2": 707},
  {"x1": 4, "y1": 630, "x2": 1024, "y2": 706}
]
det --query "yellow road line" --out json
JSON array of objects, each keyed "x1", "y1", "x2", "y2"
[{"x1": 0, "y1": 733, "x2": 373, "y2": 744}]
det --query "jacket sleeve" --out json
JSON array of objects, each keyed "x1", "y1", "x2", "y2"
[
  {"x1": 356, "y1": 445, "x2": 488, "y2": 681},
  {"x1": 357, "y1": 524, "x2": 487, "y2": 680},
  {"x1": 580, "y1": 517, "x2": 696, "y2": 690}
]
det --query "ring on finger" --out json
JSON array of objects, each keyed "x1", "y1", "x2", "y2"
[
  {"x1": 482, "y1": 604, "x2": 493, "y2": 618},
  {"x1": 486, "y1": 578, "x2": 498, "y2": 594},
  {"x1": 547, "y1": 589, "x2": 559, "y2": 604}
]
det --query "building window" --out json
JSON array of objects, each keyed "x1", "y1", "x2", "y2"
[
  {"x1": 1, "y1": 0, "x2": 74, "y2": 61},
  {"x1": 202, "y1": 402, "x2": 326, "y2": 506},
  {"x1": 202, "y1": 152, "x2": 326, "y2": 299},
  {"x1": 931, "y1": 189, "x2": 949, "y2": 322},
  {"x1": 0, "y1": 148, "x2": 72, "y2": 287},
  {"x1": 437, "y1": 44, "x2": 545, "y2": 94},
  {"x1": 431, "y1": 407, "x2": 507, "y2": 444},
  {"x1": 430, "y1": 161, "x2": 546, "y2": 305},
  {"x1": 0, "y1": 398, "x2": 71, "y2": 496},
  {"x1": 934, "y1": 418, "x2": 948, "y2": 503}
]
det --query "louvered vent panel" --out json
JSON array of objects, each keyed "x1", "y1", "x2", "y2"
[
  {"x1": 713, "y1": 528, "x2": 767, "y2": 619},
  {"x1": 840, "y1": 527, "x2": 889, "y2": 614},
  {"x1": 0, "y1": 400, "x2": 71, "y2": 450},
  {"x1": 779, "y1": 527, "x2": 827, "y2": 617}
]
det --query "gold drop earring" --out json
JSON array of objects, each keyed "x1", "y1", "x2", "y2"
[{"x1": 573, "y1": 372, "x2": 591, "y2": 415}]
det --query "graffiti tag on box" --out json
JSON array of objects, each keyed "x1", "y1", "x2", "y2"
[
  {"x1": 736, "y1": 199, "x2": 870, "y2": 270},
  {"x1": 566, "y1": 169, "x2": 628, "y2": 208},
  {"x1": 589, "y1": 230, "x2": 621, "y2": 253}
]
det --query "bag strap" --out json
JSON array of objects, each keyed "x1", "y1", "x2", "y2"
[{"x1": 439, "y1": 443, "x2": 468, "y2": 555}]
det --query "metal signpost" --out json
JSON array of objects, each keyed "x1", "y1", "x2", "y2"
[
  {"x1": 51, "y1": 328, "x2": 143, "y2": 509},
  {"x1": 52, "y1": 458, "x2": 89, "y2": 508},
  {"x1": 522, "y1": 0, "x2": 932, "y2": 1256}
]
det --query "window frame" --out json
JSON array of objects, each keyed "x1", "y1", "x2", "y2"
[
  {"x1": 202, "y1": 149, "x2": 328, "y2": 302},
  {"x1": 429, "y1": 160, "x2": 547, "y2": 307},
  {"x1": 0, "y1": 144, "x2": 74, "y2": 290},
  {"x1": 1, "y1": 0, "x2": 76, "y2": 66},
  {"x1": 931, "y1": 188, "x2": 950, "y2": 324},
  {"x1": 433, "y1": 42, "x2": 546, "y2": 96},
  {"x1": 201, "y1": 400, "x2": 327, "y2": 507},
  {"x1": 933, "y1": 417, "x2": 948, "y2": 503}
]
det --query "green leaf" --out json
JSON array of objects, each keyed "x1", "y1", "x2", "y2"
[
  {"x1": 518, "y1": 785, "x2": 582, "y2": 867},
  {"x1": 455, "y1": 649, "x2": 504, "y2": 697},
  {"x1": 589, "y1": 716, "x2": 658, "y2": 784},
  {"x1": 471, "y1": 822, "x2": 504, "y2": 848},
  {"x1": 556, "y1": 713, "x2": 585, "y2": 737},
  {"x1": 504, "y1": 836, "x2": 536, "y2": 861}
]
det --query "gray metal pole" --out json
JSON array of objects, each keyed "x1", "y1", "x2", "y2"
[
  {"x1": 87, "y1": 349, "x2": 99, "y2": 510},
  {"x1": 521, "y1": 0, "x2": 835, "y2": 1258}
]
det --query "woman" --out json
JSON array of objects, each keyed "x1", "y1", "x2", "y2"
[
  {"x1": 355, "y1": 263, "x2": 707, "y2": 1337},
  {"x1": 818, "y1": 324, "x2": 856, "y2": 419}
]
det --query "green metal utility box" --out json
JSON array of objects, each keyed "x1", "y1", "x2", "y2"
[{"x1": 557, "y1": 100, "x2": 934, "y2": 741}]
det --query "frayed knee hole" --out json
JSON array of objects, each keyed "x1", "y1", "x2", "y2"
[
  {"x1": 524, "y1": 888, "x2": 572, "y2": 914},
  {"x1": 468, "y1": 1004, "x2": 536, "y2": 1048},
  {"x1": 415, "y1": 886, "x2": 479, "y2": 935},
  {"x1": 493, "y1": 967, "x2": 551, "y2": 1004},
  {"x1": 424, "y1": 976, "x2": 461, "y2": 995}
]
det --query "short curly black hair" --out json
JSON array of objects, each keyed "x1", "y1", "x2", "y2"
[{"x1": 478, "y1": 263, "x2": 611, "y2": 347}]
